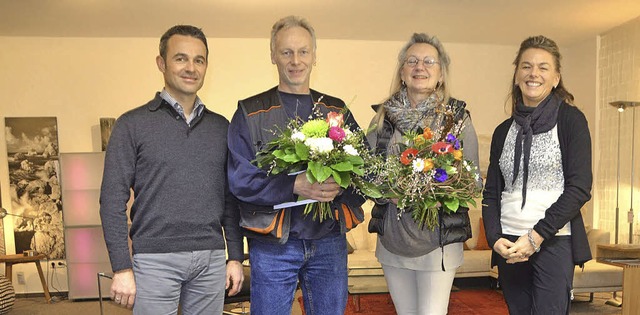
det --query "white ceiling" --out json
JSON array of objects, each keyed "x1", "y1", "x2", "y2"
[{"x1": 2, "y1": 0, "x2": 640, "y2": 45}]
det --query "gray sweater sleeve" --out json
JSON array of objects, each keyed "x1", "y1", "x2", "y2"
[
  {"x1": 99, "y1": 116, "x2": 136, "y2": 272},
  {"x1": 461, "y1": 112, "x2": 482, "y2": 188}
]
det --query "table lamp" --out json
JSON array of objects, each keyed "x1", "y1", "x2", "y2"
[{"x1": 0, "y1": 207, "x2": 38, "y2": 256}]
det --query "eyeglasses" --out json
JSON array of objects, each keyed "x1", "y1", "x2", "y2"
[{"x1": 404, "y1": 57, "x2": 440, "y2": 68}]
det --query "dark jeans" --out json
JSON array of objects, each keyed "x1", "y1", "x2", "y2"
[
  {"x1": 497, "y1": 234, "x2": 574, "y2": 315},
  {"x1": 248, "y1": 234, "x2": 348, "y2": 315}
]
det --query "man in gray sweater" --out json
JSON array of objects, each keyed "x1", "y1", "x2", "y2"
[{"x1": 99, "y1": 25, "x2": 244, "y2": 314}]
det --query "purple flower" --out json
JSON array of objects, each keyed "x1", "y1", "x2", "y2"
[
  {"x1": 445, "y1": 134, "x2": 457, "y2": 143},
  {"x1": 434, "y1": 168, "x2": 448, "y2": 182},
  {"x1": 453, "y1": 139, "x2": 461, "y2": 150}
]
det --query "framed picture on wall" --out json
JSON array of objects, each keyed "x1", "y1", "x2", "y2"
[
  {"x1": 4, "y1": 117, "x2": 65, "y2": 259},
  {"x1": 0, "y1": 181, "x2": 5, "y2": 256},
  {"x1": 100, "y1": 117, "x2": 116, "y2": 151}
]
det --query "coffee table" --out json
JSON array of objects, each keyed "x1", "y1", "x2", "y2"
[{"x1": 348, "y1": 266, "x2": 388, "y2": 312}]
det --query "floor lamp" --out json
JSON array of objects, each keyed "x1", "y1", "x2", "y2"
[
  {"x1": 609, "y1": 101, "x2": 639, "y2": 244},
  {"x1": 606, "y1": 101, "x2": 639, "y2": 308}
]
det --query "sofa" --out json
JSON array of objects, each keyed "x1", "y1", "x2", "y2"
[{"x1": 346, "y1": 201, "x2": 623, "y2": 301}]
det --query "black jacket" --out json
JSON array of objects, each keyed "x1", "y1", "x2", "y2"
[{"x1": 482, "y1": 101, "x2": 593, "y2": 266}]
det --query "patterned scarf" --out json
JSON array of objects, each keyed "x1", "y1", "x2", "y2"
[
  {"x1": 512, "y1": 92, "x2": 561, "y2": 208},
  {"x1": 383, "y1": 88, "x2": 445, "y2": 134}
]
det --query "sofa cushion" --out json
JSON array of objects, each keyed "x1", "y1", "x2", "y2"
[
  {"x1": 458, "y1": 249, "x2": 492, "y2": 274},
  {"x1": 474, "y1": 218, "x2": 491, "y2": 250},
  {"x1": 348, "y1": 249, "x2": 381, "y2": 269},
  {"x1": 572, "y1": 260, "x2": 623, "y2": 290}
]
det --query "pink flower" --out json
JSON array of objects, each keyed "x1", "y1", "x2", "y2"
[
  {"x1": 328, "y1": 126, "x2": 346, "y2": 142},
  {"x1": 326, "y1": 112, "x2": 344, "y2": 127}
]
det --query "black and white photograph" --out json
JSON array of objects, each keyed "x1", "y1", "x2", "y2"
[
  {"x1": 4, "y1": 117, "x2": 65, "y2": 259},
  {"x1": 0, "y1": 182, "x2": 5, "y2": 256},
  {"x1": 100, "y1": 117, "x2": 116, "y2": 151}
]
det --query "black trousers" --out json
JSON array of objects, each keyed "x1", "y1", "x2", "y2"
[{"x1": 497, "y1": 234, "x2": 574, "y2": 315}]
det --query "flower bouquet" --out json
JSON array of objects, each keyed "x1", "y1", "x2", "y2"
[
  {"x1": 370, "y1": 121, "x2": 482, "y2": 230},
  {"x1": 255, "y1": 109, "x2": 381, "y2": 222}
]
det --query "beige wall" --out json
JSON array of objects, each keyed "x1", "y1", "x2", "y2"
[{"x1": 564, "y1": 37, "x2": 599, "y2": 227}]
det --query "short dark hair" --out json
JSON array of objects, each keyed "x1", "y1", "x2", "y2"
[{"x1": 159, "y1": 25, "x2": 208, "y2": 60}]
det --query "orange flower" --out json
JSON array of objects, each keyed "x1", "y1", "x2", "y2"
[
  {"x1": 400, "y1": 148, "x2": 418, "y2": 165},
  {"x1": 423, "y1": 158, "x2": 434, "y2": 171},
  {"x1": 423, "y1": 128, "x2": 433, "y2": 140},
  {"x1": 452, "y1": 150, "x2": 463, "y2": 161},
  {"x1": 414, "y1": 135, "x2": 426, "y2": 146},
  {"x1": 432, "y1": 142, "x2": 453, "y2": 155}
]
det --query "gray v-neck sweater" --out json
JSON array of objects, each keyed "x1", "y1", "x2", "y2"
[{"x1": 100, "y1": 93, "x2": 243, "y2": 272}]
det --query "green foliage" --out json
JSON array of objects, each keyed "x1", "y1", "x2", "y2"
[
  {"x1": 370, "y1": 117, "x2": 483, "y2": 230},
  {"x1": 254, "y1": 110, "x2": 380, "y2": 222}
]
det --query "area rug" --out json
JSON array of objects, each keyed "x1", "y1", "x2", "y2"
[{"x1": 298, "y1": 289, "x2": 508, "y2": 315}]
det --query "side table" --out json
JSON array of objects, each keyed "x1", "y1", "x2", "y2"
[
  {"x1": 0, "y1": 254, "x2": 51, "y2": 303},
  {"x1": 597, "y1": 244, "x2": 640, "y2": 315}
]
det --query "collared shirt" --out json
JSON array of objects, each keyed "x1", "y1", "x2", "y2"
[{"x1": 160, "y1": 89, "x2": 205, "y2": 125}]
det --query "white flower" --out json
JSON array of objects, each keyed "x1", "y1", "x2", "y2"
[
  {"x1": 412, "y1": 158, "x2": 425, "y2": 173},
  {"x1": 344, "y1": 129, "x2": 353, "y2": 139},
  {"x1": 304, "y1": 137, "x2": 334, "y2": 154},
  {"x1": 343, "y1": 144, "x2": 359, "y2": 156},
  {"x1": 291, "y1": 131, "x2": 306, "y2": 142}
]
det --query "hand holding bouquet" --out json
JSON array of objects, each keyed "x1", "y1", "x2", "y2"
[{"x1": 256, "y1": 110, "x2": 381, "y2": 221}]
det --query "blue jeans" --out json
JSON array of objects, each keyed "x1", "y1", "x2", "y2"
[
  {"x1": 132, "y1": 250, "x2": 226, "y2": 315},
  {"x1": 248, "y1": 234, "x2": 348, "y2": 315}
]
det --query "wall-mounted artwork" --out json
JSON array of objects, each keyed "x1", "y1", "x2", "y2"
[
  {"x1": 4, "y1": 117, "x2": 65, "y2": 259},
  {"x1": 100, "y1": 118, "x2": 116, "y2": 151},
  {"x1": 0, "y1": 182, "x2": 5, "y2": 256}
]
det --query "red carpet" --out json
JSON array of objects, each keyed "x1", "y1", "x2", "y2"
[
  {"x1": 298, "y1": 289, "x2": 508, "y2": 315},
  {"x1": 448, "y1": 289, "x2": 509, "y2": 315}
]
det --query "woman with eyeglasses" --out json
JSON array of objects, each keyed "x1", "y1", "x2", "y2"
[
  {"x1": 366, "y1": 33, "x2": 481, "y2": 315},
  {"x1": 482, "y1": 36, "x2": 592, "y2": 314}
]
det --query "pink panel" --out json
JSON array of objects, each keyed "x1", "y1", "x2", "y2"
[
  {"x1": 67, "y1": 262, "x2": 112, "y2": 300},
  {"x1": 61, "y1": 190, "x2": 101, "y2": 226},
  {"x1": 65, "y1": 227, "x2": 109, "y2": 263},
  {"x1": 59, "y1": 153, "x2": 105, "y2": 190}
]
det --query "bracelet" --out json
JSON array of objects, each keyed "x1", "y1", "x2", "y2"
[{"x1": 528, "y1": 229, "x2": 540, "y2": 253}]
